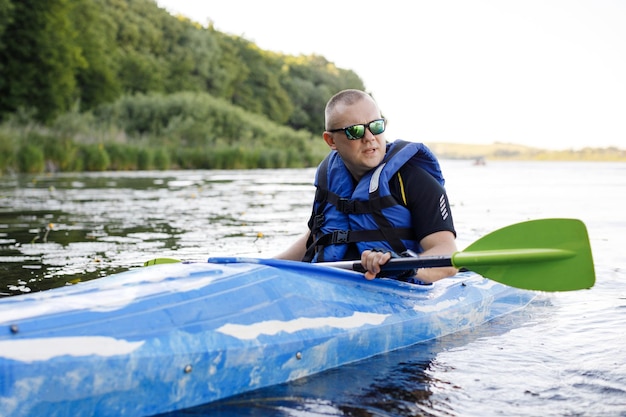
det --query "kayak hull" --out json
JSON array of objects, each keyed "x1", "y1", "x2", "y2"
[{"x1": 0, "y1": 258, "x2": 534, "y2": 416}]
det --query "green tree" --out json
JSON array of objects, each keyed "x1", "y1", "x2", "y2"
[
  {"x1": 0, "y1": 0, "x2": 86, "y2": 122},
  {"x1": 211, "y1": 33, "x2": 253, "y2": 103},
  {"x1": 162, "y1": 18, "x2": 222, "y2": 94},
  {"x1": 221, "y1": 38, "x2": 293, "y2": 124},
  {"x1": 70, "y1": 0, "x2": 120, "y2": 110},
  {"x1": 281, "y1": 54, "x2": 365, "y2": 133},
  {"x1": 0, "y1": 0, "x2": 14, "y2": 49}
]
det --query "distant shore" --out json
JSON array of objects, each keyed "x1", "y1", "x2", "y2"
[{"x1": 425, "y1": 142, "x2": 626, "y2": 162}]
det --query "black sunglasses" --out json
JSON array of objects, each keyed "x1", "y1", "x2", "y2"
[{"x1": 328, "y1": 118, "x2": 386, "y2": 140}]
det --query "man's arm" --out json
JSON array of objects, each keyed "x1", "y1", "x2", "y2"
[
  {"x1": 274, "y1": 231, "x2": 310, "y2": 261},
  {"x1": 412, "y1": 230, "x2": 458, "y2": 282}
]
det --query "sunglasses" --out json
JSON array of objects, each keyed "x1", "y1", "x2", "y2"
[{"x1": 328, "y1": 118, "x2": 386, "y2": 140}]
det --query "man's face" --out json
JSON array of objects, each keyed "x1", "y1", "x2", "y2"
[{"x1": 323, "y1": 97, "x2": 387, "y2": 180}]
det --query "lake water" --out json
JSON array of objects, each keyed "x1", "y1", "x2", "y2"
[{"x1": 1, "y1": 160, "x2": 625, "y2": 416}]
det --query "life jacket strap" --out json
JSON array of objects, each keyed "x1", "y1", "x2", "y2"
[
  {"x1": 314, "y1": 228, "x2": 416, "y2": 246},
  {"x1": 325, "y1": 193, "x2": 399, "y2": 214}
]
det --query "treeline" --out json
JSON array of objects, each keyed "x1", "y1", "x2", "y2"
[{"x1": 0, "y1": 0, "x2": 365, "y2": 173}]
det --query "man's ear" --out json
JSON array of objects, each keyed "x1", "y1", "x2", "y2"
[{"x1": 323, "y1": 132, "x2": 337, "y2": 149}]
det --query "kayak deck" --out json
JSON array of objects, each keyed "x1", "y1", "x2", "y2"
[{"x1": 0, "y1": 258, "x2": 534, "y2": 416}]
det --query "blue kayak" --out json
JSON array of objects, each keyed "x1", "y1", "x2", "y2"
[{"x1": 0, "y1": 257, "x2": 535, "y2": 416}]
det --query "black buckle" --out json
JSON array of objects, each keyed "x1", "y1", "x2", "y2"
[
  {"x1": 332, "y1": 230, "x2": 350, "y2": 244},
  {"x1": 338, "y1": 198, "x2": 355, "y2": 213},
  {"x1": 312, "y1": 214, "x2": 325, "y2": 231}
]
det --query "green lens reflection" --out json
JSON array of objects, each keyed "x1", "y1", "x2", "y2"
[{"x1": 346, "y1": 125, "x2": 365, "y2": 139}]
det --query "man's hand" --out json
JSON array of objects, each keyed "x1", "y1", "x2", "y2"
[{"x1": 360, "y1": 250, "x2": 392, "y2": 280}]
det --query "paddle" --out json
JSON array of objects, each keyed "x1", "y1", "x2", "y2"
[
  {"x1": 143, "y1": 218, "x2": 595, "y2": 292},
  {"x1": 321, "y1": 218, "x2": 594, "y2": 291}
]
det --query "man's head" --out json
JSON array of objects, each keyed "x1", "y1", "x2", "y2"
[{"x1": 323, "y1": 89, "x2": 388, "y2": 180}]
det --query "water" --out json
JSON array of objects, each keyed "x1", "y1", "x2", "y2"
[{"x1": 1, "y1": 160, "x2": 625, "y2": 416}]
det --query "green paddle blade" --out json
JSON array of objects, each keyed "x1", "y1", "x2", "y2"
[
  {"x1": 143, "y1": 258, "x2": 181, "y2": 267},
  {"x1": 452, "y1": 218, "x2": 595, "y2": 291}
]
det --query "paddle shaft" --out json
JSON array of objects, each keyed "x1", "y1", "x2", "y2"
[
  {"x1": 317, "y1": 248, "x2": 574, "y2": 272},
  {"x1": 317, "y1": 255, "x2": 453, "y2": 272}
]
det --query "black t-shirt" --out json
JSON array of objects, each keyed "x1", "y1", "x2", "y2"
[{"x1": 390, "y1": 159, "x2": 456, "y2": 244}]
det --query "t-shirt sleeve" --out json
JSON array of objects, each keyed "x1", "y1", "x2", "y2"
[{"x1": 393, "y1": 161, "x2": 456, "y2": 242}]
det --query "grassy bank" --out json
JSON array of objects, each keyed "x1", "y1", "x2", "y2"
[
  {"x1": 0, "y1": 91, "x2": 330, "y2": 174},
  {"x1": 426, "y1": 142, "x2": 626, "y2": 162}
]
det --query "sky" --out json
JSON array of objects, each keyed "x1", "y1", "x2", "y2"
[{"x1": 156, "y1": 0, "x2": 625, "y2": 150}]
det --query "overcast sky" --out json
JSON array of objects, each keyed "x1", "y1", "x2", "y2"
[{"x1": 156, "y1": 0, "x2": 625, "y2": 150}]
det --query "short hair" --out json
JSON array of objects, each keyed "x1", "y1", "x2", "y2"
[{"x1": 324, "y1": 89, "x2": 374, "y2": 130}]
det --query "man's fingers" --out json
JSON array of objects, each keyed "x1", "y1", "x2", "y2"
[
  {"x1": 364, "y1": 271, "x2": 376, "y2": 280},
  {"x1": 361, "y1": 250, "x2": 392, "y2": 279}
]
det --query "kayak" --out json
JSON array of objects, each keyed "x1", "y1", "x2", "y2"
[{"x1": 0, "y1": 257, "x2": 535, "y2": 417}]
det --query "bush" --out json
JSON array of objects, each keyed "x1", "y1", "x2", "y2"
[
  {"x1": 136, "y1": 148, "x2": 153, "y2": 170},
  {"x1": 81, "y1": 144, "x2": 110, "y2": 171},
  {"x1": 17, "y1": 144, "x2": 45, "y2": 173},
  {"x1": 105, "y1": 143, "x2": 137, "y2": 170},
  {"x1": 44, "y1": 137, "x2": 80, "y2": 172},
  {"x1": 0, "y1": 133, "x2": 15, "y2": 174},
  {"x1": 153, "y1": 148, "x2": 171, "y2": 170}
]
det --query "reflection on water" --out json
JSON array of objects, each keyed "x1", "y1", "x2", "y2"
[
  {"x1": 2, "y1": 161, "x2": 625, "y2": 417},
  {"x1": 0, "y1": 169, "x2": 315, "y2": 296}
]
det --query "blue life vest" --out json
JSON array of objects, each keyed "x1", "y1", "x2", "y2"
[{"x1": 304, "y1": 140, "x2": 445, "y2": 262}]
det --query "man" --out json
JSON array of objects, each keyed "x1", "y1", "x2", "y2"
[{"x1": 276, "y1": 89, "x2": 458, "y2": 283}]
